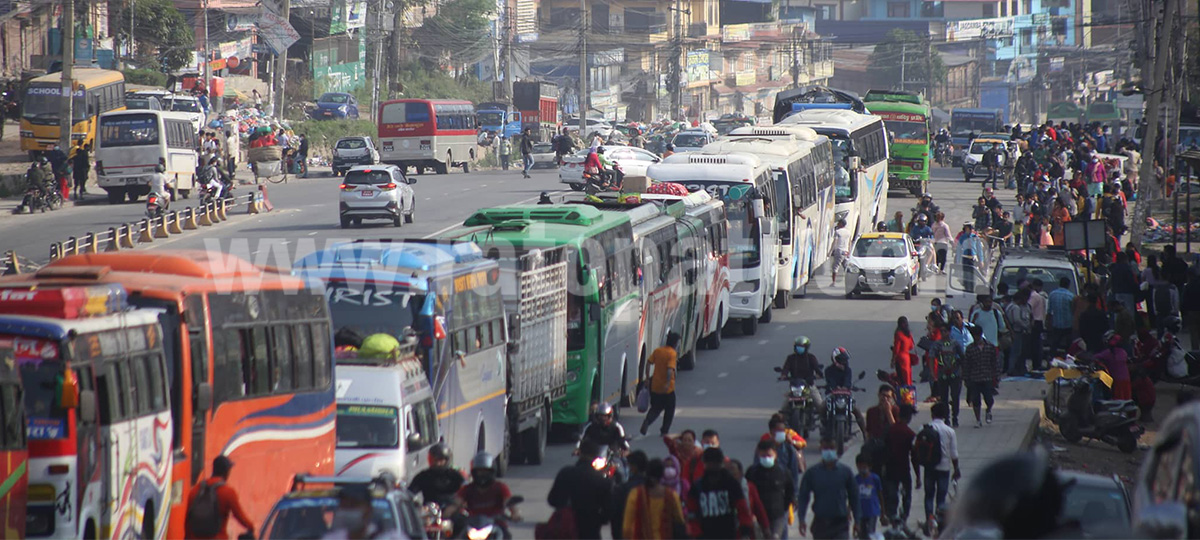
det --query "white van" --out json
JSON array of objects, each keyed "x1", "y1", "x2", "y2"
[
  {"x1": 95, "y1": 110, "x2": 199, "y2": 203},
  {"x1": 335, "y1": 355, "x2": 440, "y2": 483}
]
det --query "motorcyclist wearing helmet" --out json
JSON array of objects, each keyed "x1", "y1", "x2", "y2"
[
  {"x1": 917, "y1": 193, "x2": 940, "y2": 218},
  {"x1": 454, "y1": 452, "x2": 518, "y2": 540},
  {"x1": 781, "y1": 336, "x2": 822, "y2": 387},
  {"x1": 576, "y1": 402, "x2": 629, "y2": 454},
  {"x1": 408, "y1": 443, "x2": 463, "y2": 509},
  {"x1": 148, "y1": 163, "x2": 171, "y2": 209},
  {"x1": 934, "y1": 128, "x2": 950, "y2": 146},
  {"x1": 824, "y1": 347, "x2": 855, "y2": 391}
]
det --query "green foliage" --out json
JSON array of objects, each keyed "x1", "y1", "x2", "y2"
[
  {"x1": 424, "y1": 0, "x2": 494, "y2": 35},
  {"x1": 382, "y1": 62, "x2": 492, "y2": 103},
  {"x1": 868, "y1": 29, "x2": 948, "y2": 91},
  {"x1": 113, "y1": 0, "x2": 194, "y2": 70},
  {"x1": 290, "y1": 119, "x2": 376, "y2": 157},
  {"x1": 412, "y1": 0, "x2": 495, "y2": 64},
  {"x1": 122, "y1": 68, "x2": 167, "y2": 87}
]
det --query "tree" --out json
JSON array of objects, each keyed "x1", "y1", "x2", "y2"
[
  {"x1": 112, "y1": 0, "x2": 194, "y2": 71},
  {"x1": 410, "y1": 0, "x2": 495, "y2": 65},
  {"x1": 868, "y1": 29, "x2": 947, "y2": 94}
]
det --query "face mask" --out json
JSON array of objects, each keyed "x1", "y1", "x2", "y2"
[
  {"x1": 693, "y1": 441, "x2": 703, "y2": 450},
  {"x1": 931, "y1": 305, "x2": 939, "y2": 312},
  {"x1": 701, "y1": 443, "x2": 713, "y2": 450},
  {"x1": 821, "y1": 449, "x2": 838, "y2": 463},
  {"x1": 774, "y1": 431, "x2": 786, "y2": 443},
  {"x1": 795, "y1": 346, "x2": 805, "y2": 355},
  {"x1": 758, "y1": 456, "x2": 776, "y2": 468},
  {"x1": 473, "y1": 472, "x2": 495, "y2": 486},
  {"x1": 331, "y1": 508, "x2": 366, "y2": 532},
  {"x1": 664, "y1": 467, "x2": 678, "y2": 479}
]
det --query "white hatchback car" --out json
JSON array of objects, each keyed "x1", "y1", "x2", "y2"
[
  {"x1": 559, "y1": 145, "x2": 662, "y2": 190},
  {"x1": 164, "y1": 95, "x2": 206, "y2": 134},
  {"x1": 671, "y1": 129, "x2": 716, "y2": 153},
  {"x1": 844, "y1": 232, "x2": 921, "y2": 300},
  {"x1": 339, "y1": 165, "x2": 417, "y2": 228}
]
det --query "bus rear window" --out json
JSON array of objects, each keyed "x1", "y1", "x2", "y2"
[
  {"x1": 381, "y1": 102, "x2": 430, "y2": 124},
  {"x1": 100, "y1": 114, "x2": 159, "y2": 147},
  {"x1": 5, "y1": 335, "x2": 67, "y2": 440}
]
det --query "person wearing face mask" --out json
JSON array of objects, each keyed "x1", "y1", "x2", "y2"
[
  {"x1": 322, "y1": 484, "x2": 406, "y2": 539},
  {"x1": 745, "y1": 440, "x2": 797, "y2": 539},
  {"x1": 796, "y1": 437, "x2": 860, "y2": 539},
  {"x1": 455, "y1": 452, "x2": 518, "y2": 539},
  {"x1": 727, "y1": 459, "x2": 771, "y2": 537}
]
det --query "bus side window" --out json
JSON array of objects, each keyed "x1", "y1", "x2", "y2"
[
  {"x1": 96, "y1": 363, "x2": 118, "y2": 425},
  {"x1": 271, "y1": 326, "x2": 293, "y2": 393},
  {"x1": 292, "y1": 325, "x2": 314, "y2": 389},
  {"x1": 114, "y1": 362, "x2": 134, "y2": 421},
  {"x1": 212, "y1": 328, "x2": 246, "y2": 402},
  {"x1": 312, "y1": 323, "x2": 332, "y2": 389},
  {"x1": 145, "y1": 354, "x2": 168, "y2": 411},
  {"x1": 131, "y1": 355, "x2": 152, "y2": 415},
  {"x1": 246, "y1": 327, "x2": 271, "y2": 396}
]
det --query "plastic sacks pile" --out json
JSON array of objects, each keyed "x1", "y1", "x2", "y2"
[{"x1": 1141, "y1": 216, "x2": 1200, "y2": 243}]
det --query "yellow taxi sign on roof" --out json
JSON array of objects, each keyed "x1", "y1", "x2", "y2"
[
  {"x1": 860, "y1": 232, "x2": 906, "y2": 239},
  {"x1": 974, "y1": 138, "x2": 1007, "y2": 144}
]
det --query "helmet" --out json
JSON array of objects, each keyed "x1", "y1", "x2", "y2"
[
  {"x1": 921, "y1": 193, "x2": 932, "y2": 200},
  {"x1": 428, "y1": 442, "x2": 451, "y2": 463},
  {"x1": 596, "y1": 402, "x2": 614, "y2": 417},
  {"x1": 154, "y1": 164, "x2": 165, "y2": 173},
  {"x1": 358, "y1": 333, "x2": 400, "y2": 360},
  {"x1": 917, "y1": 214, "x2": 928, "y2": 222},
  {"x1": 1103, "y1": 330, "x2": 1122, "y2": 347},
  {"x1": 984, "y1": 186, "x2": 994, "y2": 195},
  {"x1": 794, "y1": 336, "x2": 811, "y2": 354},
  {"x1": 471, "y1": 451, "x2": 495, "y2": 471},
  {"x1": 831, "y1": 347, "x2": 849, "y2": 365},
  {"x1": 37, "y1": 156, "x2": 47, "y2": 164}
]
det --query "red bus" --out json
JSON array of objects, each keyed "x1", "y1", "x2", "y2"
[
  {"x1": 2, "y1": 251, "x2": 337, "y2": 538},
  {"x1": 0, "y1": 338, "x2": 25, "y2": 540},
  {"x1": 377, "y1": 98, "x2": 480, "y2": 175}
]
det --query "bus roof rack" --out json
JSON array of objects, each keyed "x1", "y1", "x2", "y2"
[
  {"x1": 464, "y1": 205, "x2": 603, "y2": 227},
  {"x1": 863, "y1": 89, "x2": 924, "y2": 105},
  {"x1": 773, "y1": 85, "x2": 866, "y2": 122}
]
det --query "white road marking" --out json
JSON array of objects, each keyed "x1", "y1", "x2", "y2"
[
  {"x1": 696, "y1": 389, "x2": 708, "y2": 396},
  {"x1": 757, "y1": 339, "x2": 769, "y2": 345},
  {"x1": 308, "y1": 231, "x2": 318, "y2": 236},
  {"x1": 737, "y1": 355, "x2": 749, "y2": 362},
  {"x1": 717, "y1": 372, "x2": 728, "y2": 378}
]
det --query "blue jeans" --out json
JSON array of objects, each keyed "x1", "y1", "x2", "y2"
[
  {"x1": 1007, "y1": 331, "x2": 1027, "y2": 376},
  {"x1": 522, "y1": 154, "x2": 533, "y2": 174},
  {"x1": 770, "y1": 515, "x2": 789, "y2": 539},
  {"x1": 923, "y1": 468, "x2": 951, "y2": 517}
]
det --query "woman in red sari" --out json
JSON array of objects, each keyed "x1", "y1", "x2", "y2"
[{"x1": 892, "y1": 316, "x2": 916, "y2": 386}]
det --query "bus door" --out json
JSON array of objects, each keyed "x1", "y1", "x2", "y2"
[
  {"x1": 184, "y1": 295, "x2": 208, "y2": 484},
  {"x1": 675, "y1": 221, "x2": 702, "y2": 350}
]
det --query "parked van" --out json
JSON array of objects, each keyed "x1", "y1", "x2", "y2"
[
  {"x1": 95, "y1": 109, "x2": 199, "y2": 203},
  {"x1": 334, "y1": 342, "x2": 440, "y2": 483}
]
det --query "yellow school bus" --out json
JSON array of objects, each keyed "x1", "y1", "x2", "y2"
[{"x1": 20, "y1": 68, "x2": 126, "y2": 158}]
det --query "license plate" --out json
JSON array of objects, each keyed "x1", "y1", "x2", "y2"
[
  {"x1": 125, "y1": 178, "x2": 142, "y2": 185},
  {"x1": 323, "y1": 112, "x2": 332, "y2": 116},
  {"x1": 360, "y1": 190, "x2": 374, "y2": 197},
  {"x1": 420, "y1": 143, "x2": 431, "y2": 150}
]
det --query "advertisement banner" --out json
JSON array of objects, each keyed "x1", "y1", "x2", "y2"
[
  {"x1": 258, "y1": 7, "x2": 300, "y2": 53},
  {"x1": 945, "y1": 17, "x2": 1014, "y2": 42},
  {"x1": 734, "y1": 70, "x2": 755, "y2": 87},
  {"x1": 331, "y1": 0, "x2": 366, "y2": 34},
  {"x1": 685, "y1": 50, "x2": 709, "y2": 84},
  {"x1": 723, "y1": 23, "x2": 750, "y2": 42}
]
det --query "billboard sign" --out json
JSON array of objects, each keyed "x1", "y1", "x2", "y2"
[
  {"x1": 686, "y1": 50, "x2": 709, "y2": 84},
  {"x1": 946, "y1": 17, "x2": 1014, "y2": 42}
]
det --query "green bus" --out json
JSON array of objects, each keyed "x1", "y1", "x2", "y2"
[
  {"x1": 446, "y1": 205, "x2": 643, "y2": 427},
  {"x1": 864, "y1": 90, "x2": 931, "y2": 196}
]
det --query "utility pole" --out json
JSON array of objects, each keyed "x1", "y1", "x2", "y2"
[
  {"x1": 789, "y1": 29, "x2": 799, "y2": 89},
  {"x1": 273, "y1": 0, "x2": 290, "y2": 119},
  {"x1": 667, "y1": 0, "x2": 688, "y2": 121},
  {"x1": 1132, "y1": 0, "x2": 1176, "y2": 247},
  {"x1": 577, "y1": 0, "x2": 586, "y2": 133},
  {"x1": 203, "y1": 0, "x2": 212, "y2": 96},
  {"x1": 899, "y1": 42, "x2": 906, "y2": 92},
  {"x1": 58, "y1": 0, "x2": 74, "y2": 152},
  {"x1": 925, "y1": 37, "x2": 933, "y2": 102},
  {"x1": 503, "y1": 4, "x2": 513, "y2": 100}
]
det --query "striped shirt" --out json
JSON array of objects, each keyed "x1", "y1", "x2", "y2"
[{"x1": 1048, "y1": 288, "x2": 1076, "y2": 329}]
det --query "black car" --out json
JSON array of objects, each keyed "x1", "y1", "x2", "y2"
[{"x1": 1055, "y1": 469, "x2": 1132, "y2": 538}]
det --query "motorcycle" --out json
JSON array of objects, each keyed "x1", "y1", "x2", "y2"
[
  {"x1": 455, "y1": 495, "x2": 524, "y2": 540},
  {"x1": 590, "y1": 446, "x2": 629, "y2": 484},
  {"x1": 199, "y1": 177, "x2": 234, "y2": 206},
  {"x1": 1044, "y1": 358, "x2": 1143, "y2": 453},
  {"x1": 824, "y1": 371, "x2": 867, "y2": 456},
  {"x1": 423, "y1": 502, "x2": 455, "y2": 540},
  {"x1": 774, "y1": 366, "x2": 818, "y2": 439},
  {"x1": 145, "y1": 193, "x2": 168, "y2": 219},
  {"x1": 13, "y1": 182, "x2": 58, "y2": 214},
  {"x1": 583, "y1": 162, "x2": 625, "y2": 194},
  {"x1": 934, "y1": 142, "x2": 951, "y2": 167}
]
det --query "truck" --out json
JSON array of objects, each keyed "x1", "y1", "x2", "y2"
[
  {"x1": 513, "y1": 81, "x2": 559, "y2": 142},
  {"x1": 486, "y1": 244, "x2": 570, "y2": 465},
  {"x1": 476, "y1": 101, "x2": 522, "y2": 139}
]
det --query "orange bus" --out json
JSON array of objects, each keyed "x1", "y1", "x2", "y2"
[{"x1": 1, "y1": 251, "x2": 336, "y2": 538}]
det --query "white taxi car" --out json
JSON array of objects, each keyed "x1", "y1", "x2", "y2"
[
  {"x1": 559, "y1": 145, "x2": 661, "y2": 190},
  {"x1": 845, "y1": 232, "x2": 921, "y2": 300}
]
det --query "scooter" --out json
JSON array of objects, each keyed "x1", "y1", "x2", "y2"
[
  {"x1": 774, "y1": 366, "x2": 819, "y2": 439},
  {"x1": 583, "y1": 162, "x2": 624, "y2": 194},
  {"x1": 145, "y1": 193, "x2": 168, "y2": 219},
  {"x1": 455, "y1": 495, "x2": 524, "y2": 540},
  {"x1": 1044, "y1": 359, "x2": 1143, "y2": 453}
]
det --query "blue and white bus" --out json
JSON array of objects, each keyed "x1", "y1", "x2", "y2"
[
  {"x1": 779, "y1": 108, "x2": 890, "y2": 240},
  {"x1": 295, "y1": 241, "x2": 508, "y2": 471}
]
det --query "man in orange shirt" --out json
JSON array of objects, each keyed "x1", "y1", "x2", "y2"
[
  {"x1": 640, "y1": 332, "x2": 680, "y2": 436},
  {"x1": 185, "y1": 455, "x2": 255, "y2": 539}
]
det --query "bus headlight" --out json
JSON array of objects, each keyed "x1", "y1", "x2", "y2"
[{"x1": 732, "y1": 280, "x2": 759, "y2": 294}]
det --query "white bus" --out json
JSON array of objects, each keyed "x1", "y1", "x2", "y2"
[
  {"x1": 0, "y1": 284, "x2": 173, "y2": 539},
  {"x1": 648, "y1": 153, "x2": 778, "y2": 336},
  {"x1": 96, "y1": 110, "x2": 199, "y2": 204},
  {"x1": 779, "y1": 108, "x2": 890, "y2": 240}
]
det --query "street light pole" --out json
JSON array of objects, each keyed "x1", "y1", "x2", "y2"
[{"x1": 59, "y1": 0, "x2": 75, "y2": 152}]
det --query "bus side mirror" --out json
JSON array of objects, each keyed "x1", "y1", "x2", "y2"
[
  {"x1": 588, "y1": 303, "x2": 602, "y2": 322},
  {"x1": 58, "y1": 369, "x2": 79, "y2": 410},
  {"x1": 78, "y1": 390, "x2": 96, "y2": 424},
  {"x1": 197, "y1": 382, "x2": 213, "y2": 412},
  {"x1": 406, "y1": 433, "x2": 423, "y2": 450}
]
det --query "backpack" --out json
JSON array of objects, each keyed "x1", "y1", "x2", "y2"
[
  {"x1": 937, "y1": 339, "x2": 959, "y2": 375},
  {"x1": 912, "y1": 424, "x2": 943, "y2": 467},
  {"x1": 185, "y1": 480, "x2": 225, "y2": 537}
]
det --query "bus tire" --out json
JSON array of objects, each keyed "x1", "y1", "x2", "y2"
[
  {"x1": 141, "y1": 501, "x2": 156, "y2": 539},
  {"x1": 434, "y1": 161, "x2": 448, "y2": 175},
  {"x1": 741, "y1": 317, "x2": 758, "y2": 336},
  {"x1": 759, "y1": 306, "x2": 773, "y2": 324},
  {"x1": 774, "y1": 290, "x2": 789, "y2": 309}
]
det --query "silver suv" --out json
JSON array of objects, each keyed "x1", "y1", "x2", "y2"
[{"x1": 339, "y1": 164, "x2": 416, "y2": 228}]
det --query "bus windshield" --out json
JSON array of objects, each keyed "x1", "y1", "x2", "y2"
[
  {"x1": 884, "y1": 120, "x2": 927, "y2": 144},
  {"x1": 952, "y1": 115, "x2": 998, "y2": 136},
  {"x1": 325, "y1": 283, "x2": 423, "y2": 340},
  {"x1": 99, "y1": 114, "x2": 159, "y2": 147},
  {"x1": 683, "y1": 181, "x2": 761, "y2": 268},
  {"x1": 477, "y1": 111, "x2": 504, "y2": 126},
  {"x1": 169, "y1": 99, "x2": 202, "y2": 113},
  {"x1": 7, "y1": 336, "x2": 67, "y2": 440},
  {"x1": 23, "y1": 85, "x2": 86, "y2": 122},
  {"x1": 336, "y1": 404, "x2": 399, "y2": 448}
]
